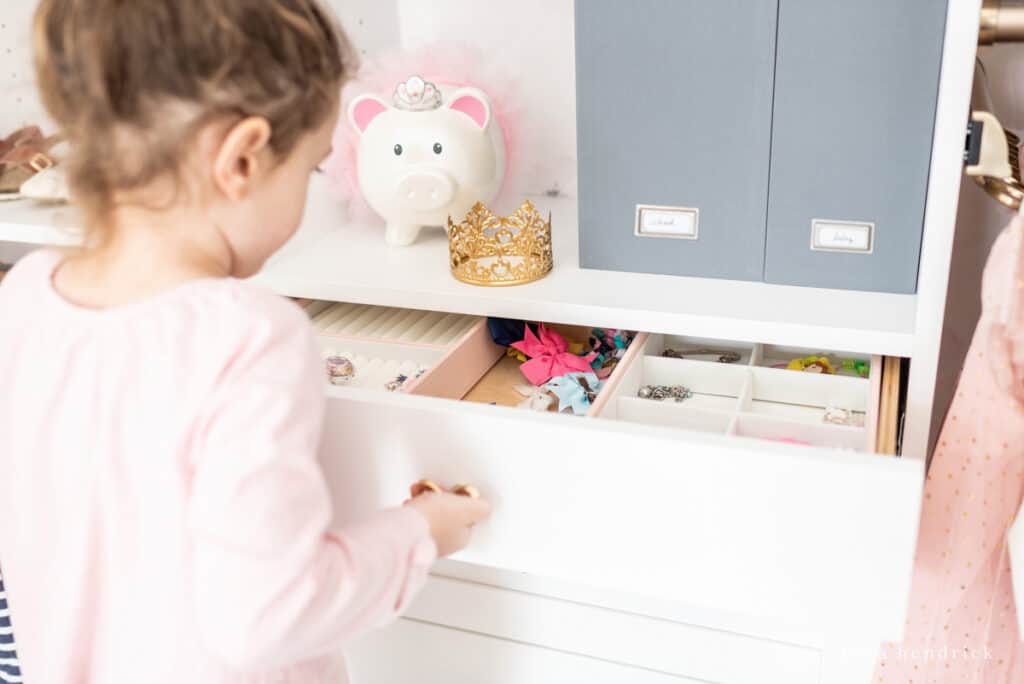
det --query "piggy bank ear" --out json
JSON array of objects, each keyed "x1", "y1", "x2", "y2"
[
  {"x1": 349, "y1": 95, "x2": 390, "y2": 135},
  {"x1": 448, "y1": 88, "x2": 492, "y2": 130}
]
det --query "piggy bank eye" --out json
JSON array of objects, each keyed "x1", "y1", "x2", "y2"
[
  {"x1": 433, "y1": 143, "x2": 443, "y2": 155},
  {"x1": 393, "y1": 144, "x2": 403, "y2": 156}
]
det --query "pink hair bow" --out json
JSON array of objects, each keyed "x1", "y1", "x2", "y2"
[{"x1": 511, "y1": 324, "x2": 598, "y2": 386}]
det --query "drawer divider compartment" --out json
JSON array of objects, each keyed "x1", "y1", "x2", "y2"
[{"x1": 409, "y1": 320, "x2": 506, "y2": 401}]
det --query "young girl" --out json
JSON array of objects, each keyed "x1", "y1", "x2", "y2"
[{"x1": 0, "y1": 1, "x2": 490, "y2": 682}]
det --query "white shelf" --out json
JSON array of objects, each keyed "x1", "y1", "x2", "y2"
[
  {"x1": 0, "y1": 180, "x2": 918, "y2": 356},
  {"x1": 0, "y1": 198, "x2": 81, "y2": 246},
  {"x1": 259, "y1": 179, "x2": 917, "y2": 357}
]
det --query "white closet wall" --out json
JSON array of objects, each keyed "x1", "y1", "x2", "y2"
[
  {"x1": 0, "y1": 0, "x2": 404, "y2": 133},
  {"x1": 0, "y1": 0, "x2": 577, "y2": 196},
  {"x1": 393, "y1": 0, "x2": 578, "y2": 196},
  {"x1": 0, "y1": 0, "x2": 36, "y2": 269},
  {"x1": 0, "y1": 3, "x2": 48, "y2": 134}
]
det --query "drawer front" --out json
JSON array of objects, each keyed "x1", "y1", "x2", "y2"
[
  {"x1": 320, "y1": 391, "x2": 923, "y2": 639},
  {"x1": 347, "y1": 619, "x2": 697, "y2": 684},
  {"x1": 399, "y1": 575, "x2": 821, "y2": 684},
  {"x1": 764, "y1": 0, "x2": 948, "y2": 293},
  {"x1": 575, "y1": 0, "x2": 777, "y2": 281}
]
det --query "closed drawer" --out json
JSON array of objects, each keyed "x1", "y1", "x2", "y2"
[
  {"x1": 311, "y1": 303, "x2": 922, "y2": 640},
  {"x1": 346, "y1": 618, "x2": 700, "y2": 684},
  {"x1": 394, "y1": 575, "x2": 821, "y2": 684}
]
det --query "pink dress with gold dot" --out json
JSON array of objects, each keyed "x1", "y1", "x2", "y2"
[{"x1": 874, "y1": 215, "x2": 1024, "y2": 682}]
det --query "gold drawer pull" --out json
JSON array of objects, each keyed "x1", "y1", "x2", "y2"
[
  {"x1": 453, "y1": 484, "x2": 480, "y2": 499},
  {"x1": 411, "y1": 480, "x2": 481, "y2": 499},
  {"x1": 411, "y1": 479, "x2": 443, "y2": 497}
]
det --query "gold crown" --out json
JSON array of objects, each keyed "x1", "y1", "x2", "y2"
[{"x1": 448, "y1": 200, "x2": 554, "y2": 287}]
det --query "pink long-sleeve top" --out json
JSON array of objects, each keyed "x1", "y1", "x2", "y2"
[{"x1": 0, "y1": 250, "x2": 436, "y2": 683}]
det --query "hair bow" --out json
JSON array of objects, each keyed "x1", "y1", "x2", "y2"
[
  {"x1": 488, "y1": 318, "x2": 538, "y2": 347},
  {"x1": 514, "y1": 385, "x2": 555, "y2": 412},
  {"x1": 512, "y1": 324, "x2": 598, "y2": 386},
  {"x1": 544, "y1": 372, "x2": 603, "y2": 416}
]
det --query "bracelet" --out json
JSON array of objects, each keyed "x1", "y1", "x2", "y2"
[
  {"x1": 638, "y1": 384, "x2": 694, "y2": 402},
  {"x1": 385, "y1": 367, "x2": 427, "y2": 392},
  {"x1": 824, "y1": 405, "x2": 854, "y2": 426},
  {"x1": 663, "y1": 349, "x2": 742, "y2": 364}
]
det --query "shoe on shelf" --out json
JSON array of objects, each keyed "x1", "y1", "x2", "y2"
[{"x1": 0, "y1": 126, "x2": 63, "y2": 196}]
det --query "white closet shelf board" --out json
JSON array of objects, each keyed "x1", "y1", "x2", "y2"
[
  {"x1": 0, "y1": 200, "x2": 79, "y2": 247},
  {"x1": 254, "y1": 181, "x2": 918, "y2": 357},
  {"x1": 0, "y1": 183, "x2": 919, "y2": 356}
]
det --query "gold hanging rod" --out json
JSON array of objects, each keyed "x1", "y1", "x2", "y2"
[{"x1": 980, "y1": 0, "x2": 1024, "y2": 44}]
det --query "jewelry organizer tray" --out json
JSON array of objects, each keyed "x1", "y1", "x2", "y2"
[
  {"x1": 595, "y1": 334, "x2": 881, "y2": 452},
  {"x1": 300, "y1": 300, "x2": 494, "y2": 397}
]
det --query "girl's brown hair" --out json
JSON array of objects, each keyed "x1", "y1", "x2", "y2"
[{"x1": 33, "y1": 0, "x2": 355, "y2": 227}]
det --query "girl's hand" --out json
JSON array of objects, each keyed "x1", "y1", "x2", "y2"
[{"x1": 405, "y1": 488, "x2": 492, "y2": 558}]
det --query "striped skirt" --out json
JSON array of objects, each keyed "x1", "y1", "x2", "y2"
[{"x1": 0, "y1": 573, "x2": 21, "y2": 684}]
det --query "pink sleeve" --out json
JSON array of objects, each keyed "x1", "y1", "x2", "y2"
[{"x1": 186, "y1": 298, "x2": 436, "y2": 671}]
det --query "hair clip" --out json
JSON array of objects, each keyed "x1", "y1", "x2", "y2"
[
  {"x1": 514, "y1": 385, "x2": 555, "y2": 412},
  {"x1": 385, "y1": 367, "x2": 427, "y2": 392},
  {"x1": 787, "y1": 356, "x2": 836, "y2": 374},
  {"x1": 512, "y1": 323, "x2": 597, "y2": 386},
  {"x1": 841, "y1": 359, "x2": 870, "y2": 378},
  {"x1": 638, "y1": 385, "x2": 694, "y2": 402},
  {"x1": 326, "y1": 356, "x2": 356, "y2": 385},
  {"x1": 544, "y1": 372, "x2": 603, "y2": 415},
  {"x1": 663, "y1": 349, "x2": 742, "y2": 364},
  {"x1": 823, "y1": 405, "x2": 857, "y2": 426},
  {"x1": 385, "y1": 374, "x2": 409, "y2": 392}
]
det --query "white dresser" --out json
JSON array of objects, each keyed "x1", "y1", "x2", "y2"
[{"x1": 263, "y1": 189, "x2": 925, "y2": 684}]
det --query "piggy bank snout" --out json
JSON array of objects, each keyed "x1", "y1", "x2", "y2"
[{"x1": 395, "y1": 169, "x2": 456, "y2": 212}]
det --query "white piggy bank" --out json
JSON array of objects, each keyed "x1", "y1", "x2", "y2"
[{"x1": 348, "y1": 76, "x2": 507, "y2": 246}]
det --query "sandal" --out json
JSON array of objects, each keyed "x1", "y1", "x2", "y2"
[
  {"x1": 20, "y1": 164, "x2": 70, "y2": 203},
  {"x1": 0, "y1": 127, "x2": 62, "y2": 195},
  {"x1": 0, "y1": 146, "x2": 56, "y2": 194},
  {"x1": 0, "y1": 125, "x2": 43, "y2": 158}
]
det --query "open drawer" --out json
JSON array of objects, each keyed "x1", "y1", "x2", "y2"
[{"x1": 306, "y1": 302, "x2": 923, "y2": 640}]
